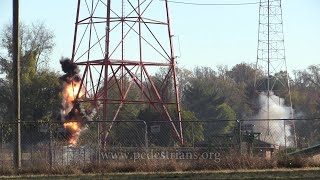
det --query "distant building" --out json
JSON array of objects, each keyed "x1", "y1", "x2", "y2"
[{"x1": 194, "y1": 123, "x2": 278, "y2": 158}]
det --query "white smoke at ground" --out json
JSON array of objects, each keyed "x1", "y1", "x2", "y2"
[{"x1": 252, "y1": 91, "x2": 293, "y2": 146}]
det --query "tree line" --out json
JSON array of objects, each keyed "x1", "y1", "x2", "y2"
[{"x1": 0, "y1": 22, "x2": 319, "y2": 148}]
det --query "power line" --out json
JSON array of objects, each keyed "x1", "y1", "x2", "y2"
[{"x1": 161, "y1": 0, "x2": 260, "y2": 6}]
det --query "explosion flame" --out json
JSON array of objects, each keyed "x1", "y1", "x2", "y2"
[
  {"x1": 64, "y1": 81, "x2": 84, "y2": 103},
  {"x1": 60, "y1": 58, "x2": 84, "y2": 146},
  {"x1": 62, "y1": 81, "x2": 84, "y2": 145},
  {"x1": 60, "y1": 58, "x2": 100, "y2": 146},
  {"x1": 63, "y1": 122, "x2": 81, "y2": 145}
]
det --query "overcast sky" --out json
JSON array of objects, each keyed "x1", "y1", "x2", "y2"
[{"x1": 1, "y1": 0, "x2": 319, "y2": 74}]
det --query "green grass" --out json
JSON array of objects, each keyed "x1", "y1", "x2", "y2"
[{"x1": 3, "y1": 168, "x2": 320, "y2": 180}]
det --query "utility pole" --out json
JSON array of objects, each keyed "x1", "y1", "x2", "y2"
[{"x1": 13, "y1": 0, "x2": 21, "y2": 169}]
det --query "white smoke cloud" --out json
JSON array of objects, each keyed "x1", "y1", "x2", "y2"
[{"x1": 252, "y1": 91, "x2": 293, "y2": 146}]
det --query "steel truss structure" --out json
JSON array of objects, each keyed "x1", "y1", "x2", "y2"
[
  {"x1": 254, "y1": 0, "x2": 296, "y2": 147},
  {"x1": 71, "y1": 0, "x2": 183, "y2": 147}
]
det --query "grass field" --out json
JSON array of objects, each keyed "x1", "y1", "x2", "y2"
[{"x1": 3, "y1": 168, "x2": 320, "y2": 179}]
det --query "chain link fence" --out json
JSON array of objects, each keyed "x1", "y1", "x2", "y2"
[{"x1": 0, "y1": 119, "x2": 318, "y2": 169}]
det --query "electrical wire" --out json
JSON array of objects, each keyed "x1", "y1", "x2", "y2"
[{"x1": 161, "y1": 0, "x2": 261, "y2": 6}]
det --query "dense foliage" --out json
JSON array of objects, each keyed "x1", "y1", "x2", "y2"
[
  {"x1": 1, "y1": 22, "x2": 320, "y2": 148},
  {"x1": 0, "y1": 22, "x2": 60, "y2": 144}
]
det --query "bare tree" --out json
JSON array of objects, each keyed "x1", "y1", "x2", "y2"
[{"x1": 0, "y1": 21, "x2": 55, "y2": 73}]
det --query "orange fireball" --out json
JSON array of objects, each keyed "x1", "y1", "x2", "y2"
[
  {"x1": 62, "y1": 80, "x2": 85, "y2": 146},
  {"x1": 64, "y1": 81, "x2": 84, "y2": 103},
  {"x1": 64, "y1": 121, "x2": 81, "y2": 145},
  {"x1": 64, "y1": 121, "x2": 80, "y2": 131}
]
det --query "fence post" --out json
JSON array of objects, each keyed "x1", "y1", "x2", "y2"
[
  {"x1": 97, "y1": 122, "x2": 100, "y2": 164},
  {"x1": 143, "y1": 121, "x2": 148, "y2": 149},
  {"x1": 284, "y1": 119, "x2": 287, "y2": 155},
  {"x1": 1, "y1": 123, "x2": 3, "y2": 169},
  {"x1": 48, "y1": 122, "x2": 53, "y2": 169},
  {"x1": 62, "y1": 146, "x2": 64, "y2": 166},
  {"x1": 192, "y1": 122, "x2": 195, "y2": 148},
  {"x1": 83, "y1": 148, "x2": 86, "y2": 165},
  {"x1": 238, "y1": 120, "x2": 242, "y2": 155}
]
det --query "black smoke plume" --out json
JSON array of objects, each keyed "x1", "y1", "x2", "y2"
[{"x1": 60, "y1": 58, "x2": 80, "y2": 83}]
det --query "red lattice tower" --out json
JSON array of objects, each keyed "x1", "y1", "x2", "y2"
[{"x1": 70, "y1": 0, "x2": 183, "y2": 147}]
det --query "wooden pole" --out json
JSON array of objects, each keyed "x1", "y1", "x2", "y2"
[{"x1": 13, "y1": 0, "x2": 21, "y2": 169}]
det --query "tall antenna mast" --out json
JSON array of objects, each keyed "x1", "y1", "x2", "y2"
[{"x1": 254, "y1": 0, "x2": 296, "y2": 147}]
